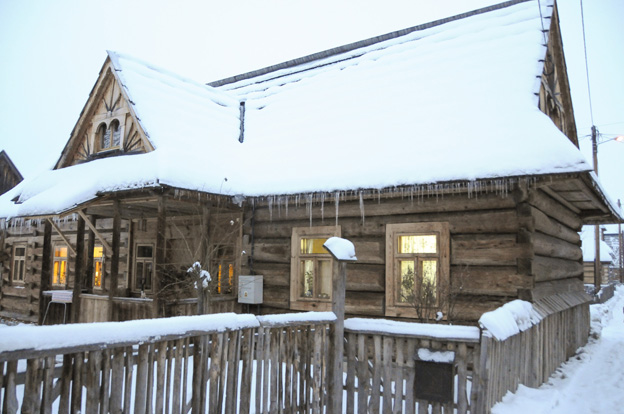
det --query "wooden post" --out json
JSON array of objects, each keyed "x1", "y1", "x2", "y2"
[
  {"x1": 154, "y1": 195, "x2": 166, "y2": 318},
  {"x1": 85, "y1": 216, "x2": 96, "y2": 293},
  {"x1": 72, "y1": 214, "x2": 85, "y2": 323},
  {"x1": 108, "y1": 200, "x2": 121, "y2": 322},
  {"x1": 38, "y1": 220, "x2": 52, "y2": 325},
  {"x1": 323, "y1": 237, "x2": 356, "y2": 414}
]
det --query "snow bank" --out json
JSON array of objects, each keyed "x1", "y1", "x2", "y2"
[
  {"x1": 479, "y1": 300, "x2": 541, "y2": 340},
  {"x1": 0, "y1": 313, "x2": 259, "y2": 354},
  {"x1": 344, "y1": 318, "x2": 480, "y2": 341}
]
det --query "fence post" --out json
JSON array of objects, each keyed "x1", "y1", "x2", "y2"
[{"x1": 324, "y1": 237, "x2": 357, "y2": 414}]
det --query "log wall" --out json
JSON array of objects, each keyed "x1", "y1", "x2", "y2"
[{"x1": 243, "y1": 188, "x2": 551, "y2": 322}]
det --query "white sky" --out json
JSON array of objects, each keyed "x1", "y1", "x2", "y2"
[{"x1": 0, "y1": 0, "x2": 622, "y2": 210}]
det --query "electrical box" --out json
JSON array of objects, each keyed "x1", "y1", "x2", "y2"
[{"x1": 238, "y1": 275, "x2": 263, "y2": 304}]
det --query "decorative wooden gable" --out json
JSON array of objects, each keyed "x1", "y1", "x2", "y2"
[
  {"x1": 55, "y1": 57, "x2": 153, "y2": 169},
  {"x1": 538, "y1": 3, "x2": 578, "y2": 147}
]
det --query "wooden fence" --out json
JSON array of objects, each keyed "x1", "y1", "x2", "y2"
[
  {"x1": 477, "y1": 292, "x2": 590, "y2": 412},
  {"x1": 0, "y1": 312, "x2": 335, "y2": 414},
  {"x1": 342, "y1": 319, "x2": 482, "y2": 414}
]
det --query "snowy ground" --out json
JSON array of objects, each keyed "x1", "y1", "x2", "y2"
[{"x1": 492, "y1": 285, "x2": 624, "y2": 414}]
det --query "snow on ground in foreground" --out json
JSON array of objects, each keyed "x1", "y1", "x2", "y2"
[{"x1": 492, "y1": 285, "x2": 624, "y2": 414}]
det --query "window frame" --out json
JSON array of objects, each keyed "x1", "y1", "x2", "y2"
[
  {"x1": 52, "y1": 244, "x2": 69, "y2": 287},
  {"x1": 11, "y1": 243, "x2": 27, "y2": 284},
  {"x1": 385, "y1": 222, "x2": 450, "y2": 319},
  {"x1": 93, "y1": 245, "x2": 105, "y2": 290},
  {"x1": 290, "y1": 225, "x2": 341, "y2": 311},
  {"x1": 95, "y1": 118, "x2": 123, "y2": 153},
  {"x1": 134, "y1": 243, "x2": 155, "y2": 293}
]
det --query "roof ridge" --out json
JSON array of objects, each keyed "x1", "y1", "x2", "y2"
[{"x1": 208, "y1": 0, "x2": 534, "y2": 88}]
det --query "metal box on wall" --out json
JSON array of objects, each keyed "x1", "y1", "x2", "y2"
[{"x1": 238, "y1": 275, "x2": 263, "y2": 304}]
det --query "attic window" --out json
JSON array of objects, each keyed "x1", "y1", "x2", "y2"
[{"x1": 97, "y1": 119, "x2": 122, "y2": 151}]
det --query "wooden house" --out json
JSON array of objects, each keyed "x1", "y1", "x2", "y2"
[
  {"x1": 0, "y1": 151, "x2": 23, "y2": 197},
  {"x1": 0, "y1": 0, "x2": 620, "y2": 325},
  {"x1": 581, "y1": 226, "x2": 615, "y2": 286}
]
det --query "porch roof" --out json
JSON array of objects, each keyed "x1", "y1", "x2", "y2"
[{"x1": 0, "y1": 0, "x2": 618, "y2": 223}]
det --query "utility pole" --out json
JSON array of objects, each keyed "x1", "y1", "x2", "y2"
[
  {"x1": 619, "y1": 200, "x2": 623, "y2": 283},
  {"x1": 592, "y1": 126, "x2": 601, "y2": 292}
]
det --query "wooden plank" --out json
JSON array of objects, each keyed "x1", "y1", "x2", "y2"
[
  {"x1": 38, "y1": 220, "x2": 52, "y2": 325},
  {"x1": 134, "y1": 344, "x2": 149, "y2": 414},
  {"x1": 108, "y1": 200, "x2": 121, "y2": 322},
  {"x1": 533, "y1": 256, "x2": 583, "y2": 282},
  {"x1": 173, "y1": 339, "x2": 184, "y2": 414},
  {"x1": 71, "y1": 215, "x2": 85, "y2": 323},
  {"x1": 123, "y1": 347, "x2": 133, "y2": 414},
  {"x1": 312, "y1": 327, "x2": 323, "y2": 414},
  {"x1": 108, "y1": 348, "x2": 124, "y2": 414},
  {"x1": 357, "y1": 334, "x2": 369, "y2": 414},
  {"x1": 345, "y1": 333, "x2": 356, "y2": 414},
  {"x1": 393, "y1": 338, "x2": 405, "y2": 414},
  {"x1": 370, "y1": 335, "x2": 382, "y2": 412},
  {"x1": 70, "y1": 352, "x2": 84, "y2": 414},
  {"x1": 457, "y1": 343, "x2": 468, "y2": 414},
  {"x1": 85, "y1": 350, "x2": 102, "y2": 414},
  {"x1": 3, "y1": 360, "x2": 18, "y2": 414},
  {"x1": 40, "y1": 356, "x2": 55, "y2": 414}
]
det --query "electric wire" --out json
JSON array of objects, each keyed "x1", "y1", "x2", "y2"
[{"x1": 580, "y1": 0, "x2": 594, "y2": 126}]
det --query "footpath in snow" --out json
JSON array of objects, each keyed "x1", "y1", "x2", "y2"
[{"x1": 492, "y1": 285, "x2": 624, "y2": 414}]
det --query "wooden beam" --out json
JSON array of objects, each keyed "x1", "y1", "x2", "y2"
[
  {"x1": 76, "y1": 210, "x2": 112, "y2": 256},
  {"x1": 108, "y1": 201, "x2": 121, "y2": 322},
  {"x1": 47, "y1": 219, "x2": 77, "y2": 256},
  {"x1": 38, "y1": 220, "x2": 52, "y2": 325},
  {"x1": 154, "y1": 196, "x2": 166, "y2": 318},
  {"x1": 72, "y1": 216, "x2": 85, "y2": 323}
]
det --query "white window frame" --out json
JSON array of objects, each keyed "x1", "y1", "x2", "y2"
[{"x1": 134, "y1": 243, "x2": 154, "y2": 293}]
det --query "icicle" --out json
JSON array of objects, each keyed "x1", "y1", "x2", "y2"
[
  {"x1": 284, "y1": 195, "x2": 289, "y2": 218},
  {"x1": 359, "y1": 191, "x2": 365, "y2": 224},
  {"x1": 334, "y1": 191, "x2": 340, "y2": 226},
  {"x1": 307, "y1": 194, "x2": 313, "y2": 227},
  {"x1": 268, "y1": 196, "x2": 274, "y2": 221},
  {"x1": 320, "y1": 193, "x2": 325, "y2": 222}
]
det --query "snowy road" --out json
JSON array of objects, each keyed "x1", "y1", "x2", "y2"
[{"x1": 492, "y1": 285, "x2": 624, "y2": 414}]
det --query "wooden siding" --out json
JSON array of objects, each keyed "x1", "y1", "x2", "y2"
[{"x1": 243, "y1": 189, "x2": 535, "y2": 322}]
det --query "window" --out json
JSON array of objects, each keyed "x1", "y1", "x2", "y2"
[
  {"x1": 385, "y1": 223, "x2": 450, "y2": 319},
  {"x1": 211, "y1": 244, "x2": 235, "y2": 294},
  {"x1": 93, "y1": 246, "x2": 104, "y2": 289},
  {"x1": 97, "y1": 119, "x2": 122, "y2": 151},
  {"x1": 134, "y1": 244, "x2": 154, "y2": 292},
  {"x1": 52, "y1": 245, "x2": 68, "y2": 286},
  {"x1": 290, "y1": 226, "x2": 340, "y2": 311},
  {"x1": 12, "y1": 244, "x2": 26, "y2": 283}
]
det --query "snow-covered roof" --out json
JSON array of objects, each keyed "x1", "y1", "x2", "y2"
[
  {"x1": 0, "y1": 0, "x2": 595, "y2": 219},
  {"x1": 581, "y1": 226, "x2": 614, "y2": 263}
]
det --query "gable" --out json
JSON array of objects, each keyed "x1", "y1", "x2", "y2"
[
  {"x1": 55, "y1": 59, "x2": 153, "y2": 169},
  {"x1": 537, "y1": 2, "x2": 578, "y2": 147}
]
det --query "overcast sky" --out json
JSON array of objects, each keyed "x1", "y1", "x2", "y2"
[{"x1": 0, "y1": 0, "x2": 622, "y2": 213}]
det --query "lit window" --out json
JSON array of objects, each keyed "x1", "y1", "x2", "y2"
[
  {"x1": 12, "y1": 244, "x2": 26, "y2": 283},
  {"x1": 290, "y1": 226, "x2": 340, "y2": 311},
  {"x1": 135, "y1": 244, "x2": 154, "y2": 291},
  {"x1": 52, "y1": 246, "x2": 68, "y2": 286},
  {"x1": 386, "y1": 223, "x2": 449, "y2": 319},
  {"x1": 93, "y1": 246, "x2": 104, "y2": 289}
]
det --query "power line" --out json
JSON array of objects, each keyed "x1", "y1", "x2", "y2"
[{"x1": 580, "y1": 0, "x2": 594, "y2": 125}]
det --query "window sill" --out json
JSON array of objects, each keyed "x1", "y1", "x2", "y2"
[{"x1": 291, "y1": 300, "x2": 332, "y2": 312}]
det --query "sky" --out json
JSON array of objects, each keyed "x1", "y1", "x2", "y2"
[{"x1": 0, "y1": 0, "x2": 622, "y2": 211}]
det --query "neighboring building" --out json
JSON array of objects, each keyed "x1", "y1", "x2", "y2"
[
  {"x1": 581, "y1": 226, "x2": 614, "y2": 286},
  {"x1": 0, "y1": 0, "x2": 620, "y2": 325},
  {"x1": 0, "y1": 150, "x2": 23, "y2": 196}
]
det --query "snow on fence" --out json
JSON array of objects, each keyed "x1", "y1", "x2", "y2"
[
  {"x1": 477, "y1": 293, "x2": 591, "y2": 412},
  {"x1": 343, "y1": 318, "x2": 481, "y2": 414},
  {"x1": 0, "y1": 312, "x2": 336, "y2": 414}
]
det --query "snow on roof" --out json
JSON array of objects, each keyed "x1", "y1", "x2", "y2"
[
  {"x1": 0, "y1": 0, "x2": 593, "y2": 219},
  {"x1": 581, "y1": 226, "x2": 614, "y2": 262}
]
